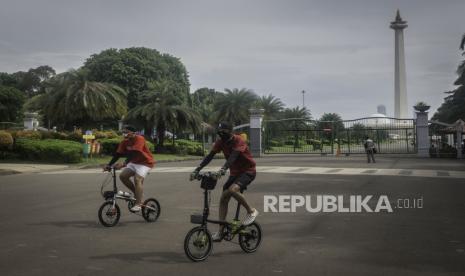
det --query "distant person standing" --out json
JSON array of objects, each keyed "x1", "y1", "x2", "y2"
[{"x1": 364, "y1": 136, "x2": 376, "y2": 163}]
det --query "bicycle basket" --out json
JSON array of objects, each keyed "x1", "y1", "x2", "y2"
[
  {"x1": 103, "y1": 191, "x2": 115, "y2": 200},
  {"x1": 200, "y1": 176, "x2": 217, "y2": 190},
  {"x1": 190, "y1": 213, "x2": 203, "y2": 224}
]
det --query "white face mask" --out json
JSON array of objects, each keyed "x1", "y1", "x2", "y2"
[{"x1": 123, "y1": 132, "x2": 129, "y2": 138}]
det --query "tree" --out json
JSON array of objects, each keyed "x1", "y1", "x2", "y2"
[
  {"x1": 282, "y1": 106, "x2": 312, "y2": 120},
  {"x1": 0, "y1": 86, "x2": 25, "y2": 122},
  {"x1": 318, "y1": 113, "x2": 345, "y2": 140},
  {"x1": 127, "y1": 80, "x2": 201, "y2": 149},
  {"x1": 318, "y1": 113, "x2": 344, "y2": 130},
  {"x1": 83, "y1": 47, "x2": 190, "y2": 109},
  {"x1": 12, "y1": 65, "x2": 56, "y2": 97},
  {"x1": 192, "y1": 87, "x2": 221, "y2": 124},
  {"x1": 433, "y1": 34, "x2": 465, "y2": 123},
  {"x1": 27, "y1": 69, "x2": 127, "y2": 129},
  {"x1": 213, "y1": 88, "x2": 258, "y2": 126},
  {"x1": 0, "y1": 73, "x2": 18, "y2": 87},
  {"x1": 255, "y1": 94, "x2": 285, "y2": 120}
]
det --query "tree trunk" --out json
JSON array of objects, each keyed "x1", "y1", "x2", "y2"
[{"x1": 156, "y1": 123, "x2": 166, "y2": 153}]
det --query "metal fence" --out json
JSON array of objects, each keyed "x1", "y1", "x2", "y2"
[{"x1": 263, "y1": 117, "x2": 416, "y2": 154}]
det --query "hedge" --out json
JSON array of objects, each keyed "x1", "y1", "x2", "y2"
[
  {"x1": 0, "y1": 131, "x2": 13, "y2": 150},
  {"x1": 98, "y1": 138, "x2": 155, "y2": 155},
  {"x1": 14, "y1": 138, "x2": 83, "y2": 163}
]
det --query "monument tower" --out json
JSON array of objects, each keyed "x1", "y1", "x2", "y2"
[{"x1": 390, "y1": 9, "x2": 408, "y2": 118}]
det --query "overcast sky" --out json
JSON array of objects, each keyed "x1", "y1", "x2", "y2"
[{"x1": 0, "y1": 0, "x2": 463, "y2": 119}]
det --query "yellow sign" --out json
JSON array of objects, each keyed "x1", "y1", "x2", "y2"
[{"x1": 82, "y1": 135, "x2": 95, "y2": 140}]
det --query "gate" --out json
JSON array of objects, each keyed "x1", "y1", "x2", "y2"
[{"x1": 263, "y1": 117, "x2": 416, "y2": 154}]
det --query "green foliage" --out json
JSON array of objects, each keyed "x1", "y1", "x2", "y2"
[
  {"x1": 0, "y1": 85, "x2": 26, "y2": 122},
  {"x1": 14, "y1": 138, "x2": 82, "y2": 163},
  {"x1": 27, "y1": 69, "x2": 127, "y2": 129},
  {"x1": 127, "y1": 80, "x2": 201, "y2": 147},
  {"x1": 282, "y1": 106, "x2": 312, "y2": 121},
  {"x1": 99, "y1": 138, "x2": 123, "y2": 155},
  {"x1": 0, "y1": 131, "x2": 13, "y2": 151},
  {"x1": 433, "y1": 34, "x2": 465, "y2": 123},
  {"x1": 213, "y1": 88, "x2": 258, "y2": 126},
  {"x1": 12, "y1": 130, "x2": 42, "y2": 140},
  {"x1": 192, "y1": 87, "x2": 221, "y2": 124},
  {"x1": 38, "y1": 131, "x2": 69, "y2": 140},
  {"x1": 83, "y1": 47, "x2": 190, "y2": 108},
  {"x1": 432, "y1": 84, "x2": 465, "y2": 123},
  {"x1": 93, "y1": 130, "x2": 119, "y2": 139},
  {"x1": 98, "y1": 137, "x2": 155, "y2": 155},
  {"x1": 255, "y1": 94, "x2": 284, "y2": 120}
]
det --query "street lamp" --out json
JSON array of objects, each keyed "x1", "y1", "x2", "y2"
[{"x1": 301, "y1": 90, "x2": 306, "y2": 108}]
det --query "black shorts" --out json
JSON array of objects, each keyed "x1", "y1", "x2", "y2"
[{"x1": 223, "y1": 172, "x2": 256, "y2": 191}]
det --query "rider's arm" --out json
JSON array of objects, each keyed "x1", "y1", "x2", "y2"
[
  {"x1": 196, "y1": 151, "x2": 216, "y2": 171},
  {"x1": 108, "y1": 152, "x2": 124, "y2": 166}
]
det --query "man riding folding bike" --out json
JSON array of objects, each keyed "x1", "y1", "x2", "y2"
[
  {"x1": 191, "y1": 122, "x2": 258, "y2": 241},
  {"x1": 104, "y1": 125, "x2": 155, "y2": 212}
]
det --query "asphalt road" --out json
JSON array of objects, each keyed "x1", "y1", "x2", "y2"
[{"x1": 1, "y1": 156, "x2": 465, "y2": 276}]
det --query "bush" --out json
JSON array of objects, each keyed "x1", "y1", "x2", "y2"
[
  {"x1": 12, "y1": 130, "x2": 42, "y2": 140},
  {"x1": 0, "y1": 131, "x2": 14, "y2": 151},
  {"x1": 156, "y1": 139, "x2": 204, "y2": 156},
  {"x1": 14, "y1": 138, "x2": 82, "y2": 163},
  {"x1": 39, "y1": 131, "x2": 69, "y2": 140},
  {"x1": 269, "y1": 140, "x2": 283, "y2": 147},
  {"x1": 99, "y1": 137, "x2": 155, "y2": 155},
  {"x1": 67, "y1": 130, "x2": 83, "y2": 142},
  {"x1": 94, "y1": 130, "x2": 119, "y2": 139}
]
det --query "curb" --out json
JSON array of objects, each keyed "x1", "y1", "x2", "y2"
[
  {"x1": 0, "y1": 169, "x2": 20, "y2": 176},
  {"x1": 74, "y1": 156, "x2": 204, "y2": 170}
]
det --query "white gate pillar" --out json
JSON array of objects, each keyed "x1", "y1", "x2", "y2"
[
  {"x1": 415, "y1": 111, "x2": 430, "y2": 157},
  {"x1": 249, "y1": 108, "x2": 264, "y2": 157}
]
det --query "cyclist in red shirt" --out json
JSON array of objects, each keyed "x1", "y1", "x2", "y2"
[
  {"x1": 192, "y1": 122, "x2": 258, "y2": 241},
  {"x1": 104, "y1": 125, "x2": 155, "y2": 212}
]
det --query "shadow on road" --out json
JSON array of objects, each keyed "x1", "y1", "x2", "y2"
[
  {"x1": 29, "y1": 220, "x2": 147, "y2": 229},
  {"x1": 90, "y1": 251, "x2": 190, "y2": 264}
]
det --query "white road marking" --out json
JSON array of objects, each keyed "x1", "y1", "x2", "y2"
[{"x1": 38, "y1": 166, "x2": 465, "y2": 179}]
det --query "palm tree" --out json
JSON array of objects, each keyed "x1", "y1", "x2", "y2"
[
  {"x1": 128, "y1": 80, "x2": 201, "y2": 148},
  {"x1": 282, "y1": 106, "x2": 312, "y2": 120},
  {"x1": 454, "y1": 33, "x2": 465, "y2": 85},
  {"x1": 27, "y1": 69, "x2": 127, "y2": 129},
  {"x1": 213, "y1": 88, "x2": 258, "y2": 126},
  {"x1": 255, "y1": 94, "x2": 284, "y2": 120}
]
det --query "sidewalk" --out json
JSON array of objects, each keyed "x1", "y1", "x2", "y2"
[{"x1": 0, "y1": 164, "x2": 69, "y2": 175}]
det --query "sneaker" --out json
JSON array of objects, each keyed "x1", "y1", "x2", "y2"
[
  {"x1": 130, "y1": 205, "x2": 142, "y2": 212},
  {"x1": 242, "y1": 209, "x2": 259, "y2": 226},
  {"x1": 211, "y1": 231, "x2": 223, "y2": 242}
]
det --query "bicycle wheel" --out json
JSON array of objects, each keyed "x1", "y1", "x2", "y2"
[
  {"x1": 142, "y1": 198, "x2": 161, "y2": 222},
  {"x1": 98, "y1": 201, "x2": 121, "y2": 227},
  {"x1": 239, "y1": 222, "x2": 262, "y2": 253},
  {"x1": 184, "y1": 226, "x2": 213, "y2": 262}
]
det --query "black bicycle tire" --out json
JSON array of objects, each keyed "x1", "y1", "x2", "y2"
[
  {"x1": 141, "y1": 198, "x2": 161, "y2": 222},
  {"x1": 98, "y1": 201, "x2": 121, "y2": 227},
  {"x1": 238, "y1": 222, "x2": 262, "y2": 253},
  {"x1": 184, "y1": 226, "x2": 213, "y2": 262}
]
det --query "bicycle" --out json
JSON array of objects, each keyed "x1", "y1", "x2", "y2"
[
  {"x1": 184, "y1": 171, "x2": 262, "y2": 262},
  {"x1": 98, "y1": 167, "x2": 161, "y2": 227}
]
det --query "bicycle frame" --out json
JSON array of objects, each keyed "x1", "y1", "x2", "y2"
[{"x1": 196, "y1": 186, "x2": 246, "y2": 237}]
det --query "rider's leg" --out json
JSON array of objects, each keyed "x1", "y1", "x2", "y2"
[
  {"x1": 119, "y1": 168, "x2": 136, "y2": 193},
  {"x1": 228, "y1": 184, "x2": 253, "y2": 214},
  {"x1": 134, "y1": 174, "x2": 144, "y2": 206}
]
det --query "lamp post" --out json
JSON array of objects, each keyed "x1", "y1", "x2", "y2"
[{"x1": 301, "y1": 90, "x2": 306, "y2": 108}]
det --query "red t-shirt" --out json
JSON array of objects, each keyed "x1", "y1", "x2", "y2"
[
  {"x1": 116, "y1": 135, "x2": 155, "y2": 168},
  {"x1": 212, "y1": 134, "x2": 256, "y2": 176}
]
